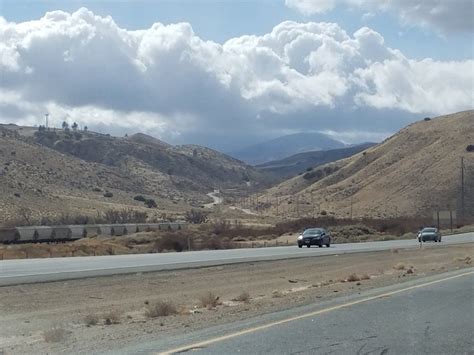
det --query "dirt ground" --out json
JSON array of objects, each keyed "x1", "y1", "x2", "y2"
[{"x1": 0, "y1": 243, "x2": 472, "y2": 354}]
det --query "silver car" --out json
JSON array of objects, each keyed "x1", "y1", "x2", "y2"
[{"x1": 418, "y1": 227, "x2": 441, "y2": 242}]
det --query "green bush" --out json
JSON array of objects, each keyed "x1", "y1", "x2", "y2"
[{"x1": 144, "y1": 199, "x2": 157, "y2": 208}]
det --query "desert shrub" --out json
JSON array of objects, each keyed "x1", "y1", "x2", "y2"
[
  {"x1": 92, "y1": 187, "x2": 102, "y2": 192},
  {"x1": 103, "y1": 311, "x2": 120, "y2": 325},
  {"x1": 185, "y1": 209, "x2": 208, "y2": 224},
  {"x1": 303, "y1": 169, "x2": 323, "y2": 180},
  {"x1": 199, "y1": 291, "x2": 220, "y2": 309},
  {"x1": 84, "y1": 314, "x2": 99, "y2": 326},
  {"x1": 393, "y1": 262, "x2": 406, "y2": 270},
  {"x1": 210, "y1": 220, "x2": 232, "y2": 235},
  {"x1": 346, "y1": 273, "x2": 361, "y2": 282},
  {"x1": 466, "y1": 145, "x2": 474, "y2": 152},
  {"x1": 43, "y1": 326, "x2": 68, "y2": 343},
  {"x1": 232, "y1": 291, "x2": 250, "y2": 303},
  {"x1": 134, "y1": 195, "x2": 146, "y2": 202},
  {"x1": 320, "y1": 210, "x2": 327, "y2": 216},
  {"x1": 145, "y1": 301, "x2": 177, "y2": 318},
  {"x1": 154, "y1": 233, "x2": 190, "y2": 252},
  {"x1": 103, "y1": 192, "x2": 113, "y2": 198},
  {"x1": 423, "y1": 117, "x2": 431, "y2": 121},
  {"x1": 102, "y1": 209, "x2": 147, "y2": 223},
  {"x1": 306, "y1": 167, "x2": 313, "y2": 171},
  {"x1": 144, "y1": 199, "x2": 157, "y2": 208}
]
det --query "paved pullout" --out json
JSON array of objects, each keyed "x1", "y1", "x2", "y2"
[
  {"x1": 0, "y1": 232, "x2": 472, "y2": 286},
  {"x1": 123, "y1": 269, "x2": 474, "y2": 355}
]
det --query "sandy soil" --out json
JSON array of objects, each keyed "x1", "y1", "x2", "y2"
[{"x1": 0, "y1": 243, "x2": 472, "y2": 354}]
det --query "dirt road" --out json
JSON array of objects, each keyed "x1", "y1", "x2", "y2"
[{"x1": 0, "y1": 243, "x2": 472, "y2": 354}]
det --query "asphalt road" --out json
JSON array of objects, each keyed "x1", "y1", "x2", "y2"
[
  {"x1": 0, "y1": 232, "x2": 472, "y2": 286},
  {"x1": 117, "y1": 268, "x2": 474, "y2": 355}
]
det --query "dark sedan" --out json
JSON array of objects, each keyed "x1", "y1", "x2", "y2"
[
  {"x1": 418, "y1": 227, "x2": 441, "y2": 242},
  {"x1": 297, "y1": 228, "x2": 331, "y2": 248}
]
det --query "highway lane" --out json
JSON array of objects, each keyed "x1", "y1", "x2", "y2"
[
  {"x1": 122, "y1": 268, "x2": 474, "y2": 355},
  {"x1": 0, "y1": 232, "x2": 472, "y2": 286}
]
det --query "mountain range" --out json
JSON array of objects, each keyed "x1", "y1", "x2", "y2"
[{"x1": 229, "y1": 132, "x2": 346, "y2": 165}]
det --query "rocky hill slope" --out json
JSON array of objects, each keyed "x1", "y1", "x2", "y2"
[
  {"x1": 256, "y1": 143, "x2": 375, "y2": 180},
  {"x1": 258, "y1": 111, "x2": 474, "y2": 219},
  {"x1": 0, "y1": 126, "x2": 271, "y2": 224}
]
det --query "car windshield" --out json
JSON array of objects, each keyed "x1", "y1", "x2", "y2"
[
  {"x1": 303, "y1": 229, "x2": 324, "y2": 235},
  {"x1": 422, "y1": 228, "x2": 437, "y2": 233}
]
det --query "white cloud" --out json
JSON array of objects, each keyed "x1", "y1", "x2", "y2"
[
  {"x1": 0, "y1": 9, "x2": 472, "y2": 150},
  {"x1": 285, "y1": 0, "x2": 474, "y2": 33},
  {"x1": 285, "y1": 0, "x2": 337, "y2": 15}
]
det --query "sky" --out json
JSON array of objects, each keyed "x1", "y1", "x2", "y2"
[{"x1": 0, "y1": 0, "x2": 473, "y2": 151}]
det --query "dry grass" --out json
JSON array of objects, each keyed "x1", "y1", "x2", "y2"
[
  {"x1": 360, "y1": 273, "x2": 371, "y2": 280},
  {"x1": 145, "y1": 301, "x2": 178, "y2": 318},
  {"x1": 346, "y1": 273, "x2": 361, "y2": 282},
  {"x1": 199, "y1": 291, "x2": 220, "y2": 309},
  {"x1": 103, "y1": 311, "x2": 120, "y2": 325},
  {"x1": 232, "y1": 291, "x2": 251, "y2": 303},
  {"x1": 454, "y1": 256, "x2": 472, "y2": 265},
  {"x1": 84, "y1": 314, "x2": 99, "y2": 326},
  {"x1": 393, "y1": 262, "x2": 406, "y2": 270},
  {"x1": 272, "y1": 290, "x2": 284, "y2": 298},
  {"x1": 43, "y1": 326, "x2": 68, "y2": 343}
]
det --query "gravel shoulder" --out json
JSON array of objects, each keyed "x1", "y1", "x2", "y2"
[{"x1": 0, "y1": 243, "x2": 472, "y2": 354}]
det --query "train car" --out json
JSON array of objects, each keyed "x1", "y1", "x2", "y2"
[
  {"x1": 96, "y1": 224, "x2": 112, "y2": 236},
  {"x1": 169, "y1": 222, "x2": 185, "y2": 231},
  {"x1": 136, "y1": 224, "x2": 151, "y2": 232},
  {"x1": 51, "y1": 226, "x2": 72, "y2": 241},
  {"x1": 124, "y1": 224, "x2": 138, "y2": 234},
  {"x1": 147, "y1": 223, "x2": 161, "y2": 231},
  {"x1": 84, "y1": 225, "x2": 101, "y2": 237},
  {"x1": 158, "y1": 223, "x2": 172, "y2": 231},
  {"x1": 35, "y1": 226, "x2": 54, "y2": 242},
  {"x1": 67, "y1": 225, "x2": 87, "y2": 240},
  {"x1": 0, "y1": 228, "x2": 18, "y2": 244},
  {"x1": 111, "y1": 225, "x2": 126, "y2": 236},
  {"x1": 15, "y1": 227, "x2": 38, "y2": 242}
]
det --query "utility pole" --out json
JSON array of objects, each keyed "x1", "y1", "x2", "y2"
[
  {"x1": 44, "y1": 113, "x2": 49, "y2": 129},
  {"x1": 461, "y1": 157, "x2": 465, "y2": 225}
]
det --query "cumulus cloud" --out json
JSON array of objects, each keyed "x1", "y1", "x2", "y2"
[
  {"x1": 0, "y1": 8, "x2": 472, "y2": 150},
  {"x1": 285, "y1": 0, "x2": 474, "y2": 33}
]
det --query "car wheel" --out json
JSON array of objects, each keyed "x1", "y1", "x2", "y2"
[
  {"x1": 306, "y1": 245, "x2": 311, "y2": 248},
  {"x1": 298, "y1": 245, "x2": 302, "y2": 248},
  {"x1": 326, "y1": 243, "x2": 330, "y2": 247},
  {"x1": 318, "y1": 243, "x2": 323, "y2": 248}
]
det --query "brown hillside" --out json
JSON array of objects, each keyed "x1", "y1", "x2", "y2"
[
  {"x1": 260, "y1": 110, "x2": 474, "y2": 219},
  {"x1": 0, "y1": 126, "x2": 271, "y2": 225}
]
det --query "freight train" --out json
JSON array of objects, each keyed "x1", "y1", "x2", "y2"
[{"x1": 0, "y1": 223, "x2": 186, "y2": 244}]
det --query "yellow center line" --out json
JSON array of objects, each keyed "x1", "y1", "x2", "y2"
[{"x1": 159, "y1": 269, "x2": 474, "y2": 354}]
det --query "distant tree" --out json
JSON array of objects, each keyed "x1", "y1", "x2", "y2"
[
  {"x1": 144, "y1": 198, "x2": 157, "y2": 208},
  {"x1": 84, "y1": 126, "x2": 88, "y2": 132},
  {"x1": 185, "y1": 209, "x2": 209, "y2": 224},
  {"x1": 124, "y1": 133, "x2": 128, "y2": 138},
  {"x1": 62, "y1": 121, "x2": 69, "y2": 130},
  {"x1": 72, "y1": 122, "x2": 78, "y2": 131}
]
